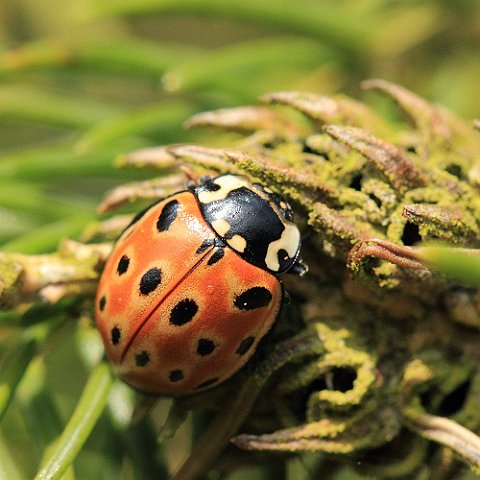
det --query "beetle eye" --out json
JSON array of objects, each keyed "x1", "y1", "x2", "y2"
[{"x1": 202, "y1": 178, "x2": 221, "y2": 192}]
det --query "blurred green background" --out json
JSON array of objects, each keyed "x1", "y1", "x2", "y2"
[
  {"x1": 1, "y1": 1, "x2": 480, "y2": 478},
  {"x1": 2, "y1": 0, "x2": 480, "y2": 253}
]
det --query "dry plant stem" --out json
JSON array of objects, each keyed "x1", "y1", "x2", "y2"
[
  {"x1": 172, "y1": 376, "x2": 262, "y2": 480},
  {"x1": 115, "y1": 146, "x2": 177, "y2": 170},
  {"x1": 347, "y1": 238, "x2": 427, "y2": 270},
  {"x1": 400, "y1": 360, "x2": 480, "y2": 473},
  {"x1": 361, "y1": 78, "x2": 460, "y2": 150},
  {"x1": 97, "y1": 174, "x2": 185, "y2": 213},
  {"x1": 0, "y1": 241, "x2": 111, "y2": 307},
  {"x1": 168, "y1": 145, "x2": 241, "y2": 175},
  {"x1": 184, "y1": 106, "x2": 300, "y2": 136},
  {"x1": 324, "y1": 125, "x2": 428, "y2": 194},
  {"x1": 172, "y1": 330, "x2": 318, "y2": 480},
  {"x1": 225, "y1": 150, "x2": 336, "y2": 205},
  {"x1": 402, "y1": 408, "x2": 480, "y2": 473},
  {"x1": 261, "y1": 91, "x2": 390, "y2": 135}
]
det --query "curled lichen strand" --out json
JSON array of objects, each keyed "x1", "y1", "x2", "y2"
[
  {"x1": 325, "y1": 125, "x2": 429, "y2": 194},
  {"x1": 231, "y1": 321, "x2": 397, "y2": 456},
  {"x1": 224, "y1": 149, "x2": 336, "y2": 208},
  {"x1": 402, "y1": 204, "x2": 479, "y2": 246},
  {"x1": 308, "y1": 203, "x2": 378, "y2": 259}
]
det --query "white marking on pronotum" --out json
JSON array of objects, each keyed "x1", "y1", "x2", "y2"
[
  {"x1": 227, "y1": 234, "x2": 247, "y2": 253},
  {"x1": 197, "y1": 175, "x2": 251, "y2": 204},
  {"x1": 265, "y1": 224, "x2": 300, "y2": 271}
]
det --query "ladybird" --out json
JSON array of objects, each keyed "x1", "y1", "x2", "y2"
[{"x1": 95, "y1": 174, "x2": 307, "y2": 396}]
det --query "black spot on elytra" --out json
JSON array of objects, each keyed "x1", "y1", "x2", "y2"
[
  {"x1": 170, "y1": 299, "x2": 198, "y2": 326},
  {"x1": 207, "y1": 248, "x2": 224, "y2": 265},
  {"x1": 157, "y1": 199, "x2": 180, "y2": 232},
  {"x1": 135, "y1": 351, "x2": 150, "y2": 367},
  {"x1": 197, "y1": 338, "x2": 216, "y2": 356},
  {"x1": 99, "y1": 295, "x2": 106, "y2": 311},
  {"x1": 139, "y1": 268, "x2": 162, "y2": 295},
  {"x1": 196, "y1": 377, "x2": 219, "y2": 389},
  {"x1": 196, "y1": 238, "x2": 214, "y2": 254},
  {"x1": 169, "y1": 369, "x2": 184, "y2": 382},
  {"x1": 111, "y1": 327, "x2": 121, "y2": 345},
  {"x1": 236, "y1": 336, "x2": 255, "y2": 355},
  {"x1": 234, "y1": 287, "x2": 272, "y2": 311},
  {"x1": 117, "y1": 255, "x2": 130, "y2": 275}
]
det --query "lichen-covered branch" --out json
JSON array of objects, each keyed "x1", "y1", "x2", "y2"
[{"x1": 0, "y1": 240, "x2": 110, "y2": 307}]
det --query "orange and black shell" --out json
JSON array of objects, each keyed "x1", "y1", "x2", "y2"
[{"x1": 95, "y1": 174, "x2": 303, "y2": 396}]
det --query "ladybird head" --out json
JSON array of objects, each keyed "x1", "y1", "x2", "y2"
[
  {"x1": 194, "y1": 174, "x2": 306, "y2": 275},
  {"x1": 252, "y1": 182, "x2": 294, "y2": 222}
]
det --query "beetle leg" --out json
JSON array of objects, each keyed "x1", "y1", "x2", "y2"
[{"x1": 288, "y1": 257, "x2": 309, "y2": 276}]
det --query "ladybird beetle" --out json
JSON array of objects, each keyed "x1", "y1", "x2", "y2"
[{"x1": 95, "y1": 174, "x2": 307, "y2": 396}]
